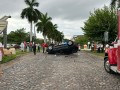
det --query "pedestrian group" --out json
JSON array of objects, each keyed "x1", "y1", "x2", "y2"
[{"x1": 20, "y1": 41, "x2": 48, "y2": 55}]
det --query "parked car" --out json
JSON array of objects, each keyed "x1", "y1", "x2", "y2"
[
  {"x1": 46, "y1": 40, "x2": 78, "y2": 54},
  {"x1": 14, "y1": 44, "x2": 21, "y2": 49}
]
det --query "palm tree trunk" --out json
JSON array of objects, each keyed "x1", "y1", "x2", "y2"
[
  {"x1": 30, "y1": 22, "x2": 32, "y2": 42},
  {"x1": 43, "y1": 35, "x2": 47, "y2": 44},
  {"x1": 34, "y1": 24, "x2": 36, "y2": 37}
]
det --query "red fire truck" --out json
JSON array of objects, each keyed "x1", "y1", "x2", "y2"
[{"x1": 104, "y1": 9, "x2": 120, "y2": 74}]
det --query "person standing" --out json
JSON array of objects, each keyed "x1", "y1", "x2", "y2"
[
  {"x1": 0, "y1": 51, "x2": 3, "y2": 75},
  {"x1": 29, "y1": 42, "x2": 33, "y2": 52},
  {"x1": 42, "y1": 43, "x2": 45, "y2": 53},
  {"x1": 24, "y1": 41, "x2": 27, "y2": 51},
  {"x1": 91, "y1": 43, "x2": 94, "y2": 52},
  {"x1": 0, "y1": 42, "x2": 3, "y2": 76},
  {"x1": 78, "y1": 44, "x2": 81, "y2": 51},
  {"x1": 100, "y1": 44, "x2": 104, "y2": 53},
  {"x1": 20, "y1": 42, "x2": 24, "y2": 52},
  {"x1": 33, "y1": 43, "x2": 36, "y2": 55},
  {"x1": 37, "y1": 44, "x2": 41, "y2": 52},
  {"x1": 0, "y1": 59, "x2": 3, "y2": 76}
]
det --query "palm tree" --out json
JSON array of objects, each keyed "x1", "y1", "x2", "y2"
[
  {"x1": 21, "y1": 0, "x2": 41, "y2": 42},
  {"x1": 47, "y1": 25, "x2": 54, "y2": 43},
  {"x1": 47, "y1": 24, "x2": 57, "y2": 42},
  {"x1": 46, "y1": 23, "x2": 64, "y2": 44},
  {"x1": 111, "y1": 0, "x2": 120, "y2": 8},
  {"x1": 36, "y1": 13, "x2": 52, "y2": 43},
  {"x1": 54, "y1": 30, "x2": 64, "y2": 44}
]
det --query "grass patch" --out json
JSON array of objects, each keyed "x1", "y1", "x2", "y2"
[
  {"x1": 91, "y1": 51, "x2": 104, "y2": 57},
  {"x1": 85, "y1": 50, "x2": 104, "y2": 57},
  {"x1": 1, "y1": 49, "x2": 28, "y2": 64},
  {"x1": 2, "y1": 55, "x2": 16, "y2": 63}
]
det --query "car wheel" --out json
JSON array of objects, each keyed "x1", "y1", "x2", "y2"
[
  {"x1": 104, "y1": 58, "x2": 114, "y2": 74},
  {"x1": 67, "y1": 40, "x2": 73, "y2": 46},
  {"x1": 48, "y1": 46, "x2": 53, "y2": 50}
]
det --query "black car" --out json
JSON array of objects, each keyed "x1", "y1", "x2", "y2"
[{"x1": 46, "y1": 41, "x2": 78, "y2": 54}]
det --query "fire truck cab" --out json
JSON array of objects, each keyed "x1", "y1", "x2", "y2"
[{"x1": 104, "y1": 9, "x2": 120, "y2": 74}]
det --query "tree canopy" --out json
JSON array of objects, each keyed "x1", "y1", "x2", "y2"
[
  {"x1": 7, "y1": 28, "x2": 29, "y2": 44},
  {"x1": 36, "y1": 13, "x2": 64, "y2": 43},
  {"x1": 82, "y1": 6, "x2": 117, "y2": 43},
  {"x1": 21, "y1": 0, "x2": 41, "y2": 42},
  {"x1": 21, "y1": 0, "x2": 64, "y2": 43},
  {"x1": 74, "y1": 35, "x2": 88, "y2": 48}
]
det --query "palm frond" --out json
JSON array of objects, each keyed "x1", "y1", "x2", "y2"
[
  {"x1": 34, "y1": 9, "x2": 42, "y2": 17},
  {"x1": 21, "y1": 8, "x2": 28, "y2": 19},
  {"x1": 32, "y1": 0, "x2": 35, "y2": 3},
  {"x1": 25, "y1": 0, "x2": 31, "y2": 6}
]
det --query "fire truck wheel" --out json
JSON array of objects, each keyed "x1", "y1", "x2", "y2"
[{"x1": 104, "y1": 58, "x2": 114, "y2": 74}]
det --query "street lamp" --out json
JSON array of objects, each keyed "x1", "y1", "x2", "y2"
[{"x1": 0, "y1": 16, "x2": 11, "y2": 48}]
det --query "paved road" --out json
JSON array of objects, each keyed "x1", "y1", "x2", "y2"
[{"x1": 0, "y1": 51, "x2": 120, "y2": 90}]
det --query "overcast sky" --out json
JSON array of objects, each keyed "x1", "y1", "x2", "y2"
[{"x1": 0, "y1": 0, "x2": 110, "y2": 39}]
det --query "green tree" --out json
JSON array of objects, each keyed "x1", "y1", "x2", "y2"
[
  {"x1": 7, "y1": 28, "x2": 29, "y2": 44},
  {"x1": 47, "y1": 24, "x2": 64, "y2": 43},
  {"x1": 47, "y1": 24, "x2": 56, "y2": 43},
  {"x1": 82, "y1": 6, "x2": 117, "y2": 43},
  {"x1": 74, "y1": 35, "x2": 88, "y2": 48},
  {"x1": 53, "y1": 24, "x2": 64, "y2": 43},
  {"x1": 0, "y1": 36, "x2": 3, "y2": 43},
  {"x1": 21, "y1": 0, "x2": 41, "y2": 42},
  {"x1": 54, "y1": 30, "x2": 64, "y2": 44},
  {"x1": 35, "y1": 38, "x2": 44, "y2": 44},
  {"x1": 36, "y1": 13, "x2": 52, "y2": 43}
]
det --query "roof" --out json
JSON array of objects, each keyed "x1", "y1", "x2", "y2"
[{"x1": 0, "y1": 20, "x2": 7, "y2": 34}]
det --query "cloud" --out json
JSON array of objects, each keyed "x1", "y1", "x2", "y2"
[
  {"x1": 0, "y1": 0, "x2": 110, "y2": 39},
  {"x1": 52, "y1": 18, "x2": 84, "y2": 39},
  {"x1": 40, "y1": 0, "x2": 110, "y2": 20},
  {"x1": 7, "y1": 18, "x2": 29, "y2": 33}
]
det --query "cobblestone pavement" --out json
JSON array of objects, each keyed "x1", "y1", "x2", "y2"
[{"x1": 0, "y1": 51, "x2": 120, "y2": 90}]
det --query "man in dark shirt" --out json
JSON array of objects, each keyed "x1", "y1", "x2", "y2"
[{"x1": 33, "y1": 43, "x2": 36, "y2": 55}]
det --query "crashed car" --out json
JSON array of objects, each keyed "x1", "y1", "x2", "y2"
[{"x1": 46, "y1": 40, "x2": 78, "y2": 54}]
